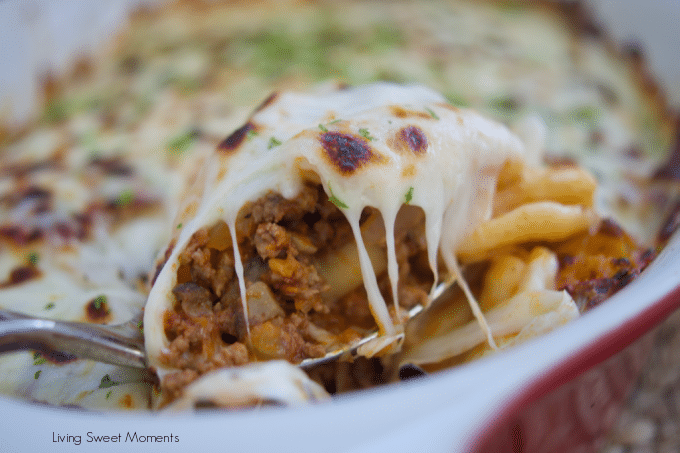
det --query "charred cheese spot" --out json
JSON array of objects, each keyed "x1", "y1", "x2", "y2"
[
  {"x1": 0, "y1": 212, "x2": 92, "y2": 247},
  {"x1": 658, "y1": 199, "x2": 680, "y2": 244},
  {"x1": 0, "y1": 266, "x2": 41, "y2": 288},
  {"x1": 598, "y1": 218, "x2": 624, "y2": 237},
  {"x1": 254, "y1": 92, "x2": 279, "y2": 113},
  {"x1": 218, "y1": 122, "x2": 258, "y2": 153},
  {"x1": 87, "y1": 155, "x2": 134, "y2": 176},
  {"x1": 0, "y1": 186, "x2": 53, "y2": 213},
  {"x1": 389, "y1": 106, "x2": 432, "y2": 120},
  {"x1": 0, "y1": 158, "x2": 61, "y2": 179},
  {"x1": 319, "y1": 132, "x2": 382, "y2": 174},
  {"x1": 33, "y1": 350, "x2": 77, "y2": 365},
  {"x1": 119, "y1": 393, "x2": 134, "y2": 409},
  {"x1": 86, "y1": 295, "x2": 112, "y2": 323},
  {"x1": 0, "y1": 225, "x2": 43, "y2": 246},
  {"x1": 101, "y1": 193, "x2": 161, "y2": 222},
  {"x1": 55, "y1": 214, "x2": 91, "y2": 241},
  {"x1": 399, "y1": 126, "x2": 428, "y2": 155},
  {"x1": 152, "y1": 240, "x2": 176, "y2": 285}
]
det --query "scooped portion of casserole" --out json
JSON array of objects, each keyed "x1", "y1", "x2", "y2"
[{"x1": 144, "y1": 83, "x2": 653, "y2": 408}]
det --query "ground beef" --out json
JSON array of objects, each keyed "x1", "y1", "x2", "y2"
[
  {"x1": 254, "y1": 223, "x2": 290, "y2": 259},
  {"x1": 176, "y1": 227, "x2": 235, "y2": 297},
  {"x1": 161, "y1": 369, "x2": 199, "y2": 404},
  {"x1": 160, "y1": 184, "x2": 433, "y2": 398},
  {"x1": 306, "y1": 357, "x2": 387, "y2": 395}
]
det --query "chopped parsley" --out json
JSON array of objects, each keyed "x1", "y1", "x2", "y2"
[
  {"x1": 177, "y1": 223, "x2": 183, "y2": 229},
  {"x1": 115, "y1": 189, "x2": 134, "y2": 207},
  {"x1": 425, "y1": 108, "x2": 440, "y2": 120},
  {"x1": 44, "y1": 99, "x2": 70, "y2": 124},
  {"x1": 27, "y1": 251, "x2": 39, "y2": 266},
  {"x1": 318, "y1": 120, "x2": 342, "y2": 133},
  {"x1": 446, "y1": 93, "x2": 469, "y2": 108},
  {"x1": 99, "y1": 374, "x2": 120, "y2": 389},
  {"x1": 232, "y1": 23, "x2": 404, "y2": 80},
  {"x1": 33, "y1": 352, "x2": 47, "y2": 366},
  {"x1": 327, "y1": 182, "x2": 349, "y2": 209},
  {"x1": 92, "y1": 295, "x2": 107, "y2": 311},
  {"x1": 167, "y1": 130, "x2": 198, "y2": 155},
  {"x1": 106, "y1": 390, "x2": 112, "y2": 399},
  {"x1": 268, "y1": 137, "x2": 282, "y2": 149},
  {"x1": 489, "y1": 96, "x2": 519, "y2": 117},
  {"x1": 246, "y1": 129, "x2": 259, "y2": 140},
  {"x1": 137, "y1": 319, "x2": 144, "y2": 333},
  {"x1": 405, "y1": 187, "x2": 414, "y2": 204},
  {"x1": 34, "y1": 370, "x2": 41, "y2": 380},
  {"x1": 570, "y1": 106, "x2": 600, "y2": 126},
  {"x1": 358, "y1": 128, "x2": 374, "y2": 141},
  {"x1": 44, "y1": 302, "x2": 55, "y2": 311}
]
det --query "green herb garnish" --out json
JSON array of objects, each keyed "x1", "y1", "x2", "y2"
[
  {"x1": 570, "y1": 106, "x2": 600, "y2": 125},
  {"x1": 232, "y1": 24, "x2": 403, "y2": 80},
  {"x1": 115, "y1": 189, "x2": 134, "y2": 207},
  {"x1": 33, "y1": 353, "x2": 47, "y2": 366},
  {"x1": 92, "y1": 295, "x2": 107, "y2": 311},
  {"x1": 167, "y1": 130, "x2": 198, "y2": 155},
  {"x1": 246, "y1": 129, "x2": 259, "y2": 140},
  {"x1": 44, "y1": 302, "x2": 55, "y2": 311},
  {"x1": 446, "y1": 93, "x2": 469, "y2": 108},
  {"x1": 177, "y1": 223, "x2": 183, "y2": 229},
  {"x1": 318, "y1": 120, "x2": 341, "y2": 133},
  {"x1": 405, "y1": 187, "x2": 414, "y2": 204},
  {"x1": 425, "y1": 108, "x2": 440, "y2": 120},
  {"x1": 327, "y1": 182, "x2": 349, "y2": 209},
  {"x1": 358, "y1": 128, "x2": 374, "y2": 141},
  {"x1": 27, "y1": 252, "x2": 39, "y2": 266},
  {"x1": 34, "y1": 370, "x2": 42, "y2": 380},
  {"x1": 99, "y1": 374, "x2": 120, "y2": 389},
  {"x1": 268, "y1": 137, "x2": 282, "y2": 149},
  {"x1": 489, "y1": 96, "x2": 519, "y2": 116},
  {"x1": 44, "y1": 100, "x2": 69, "y2": 124},
  {"x1": 106, "y1": 390, "x2": 112, "y2": 399}
]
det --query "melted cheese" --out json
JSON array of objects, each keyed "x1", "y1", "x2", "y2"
[
  {"x1": 166, "y1": 361, "x2": 330, "y2": 411},
  {"x1": 144, "y1": 82, "x2": 525, "y2": 379}
]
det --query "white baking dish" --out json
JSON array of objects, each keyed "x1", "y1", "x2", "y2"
[{"x1": 0, "y1": 1, "x2": 679, "y2": 452}]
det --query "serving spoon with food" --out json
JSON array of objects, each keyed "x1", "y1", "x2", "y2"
[{"x1": 0, "y1": 281, "x2": 452, "y2": 371}]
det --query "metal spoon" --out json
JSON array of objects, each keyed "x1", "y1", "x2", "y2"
[
  {"x1": 0, "y1": 309, "x2": 145, "y2": 368},
  {"x1": 0, "y1": 280, "x2": 453, "y2": 370},
  {"x1": 298, "y1": 279, "x2": 454, "y2": 369}
]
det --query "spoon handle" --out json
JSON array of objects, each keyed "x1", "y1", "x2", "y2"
[{"x1": 0, "y1": 309, "x2": 146, "y2": 369}]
